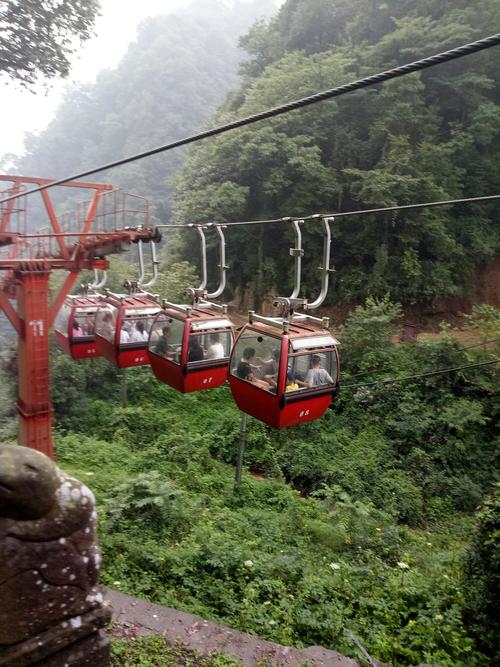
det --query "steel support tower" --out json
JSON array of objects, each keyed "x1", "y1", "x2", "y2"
[{"x1": 0, "y1": 175, "x2": 158, "y2": 458}]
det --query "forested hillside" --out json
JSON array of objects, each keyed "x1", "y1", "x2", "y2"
[
  {"x1": 174, "y1": 0, "x2": 500, "y2": 307},
  {"x1": 8, "y1": 0, "x2": 276, "y2": 220},
  {"x1": 6, "y1": 297, "x2": 494, "y2": 667},
  {"x1": 1, "y1": 2, "x2": 499, "y2": 666}
]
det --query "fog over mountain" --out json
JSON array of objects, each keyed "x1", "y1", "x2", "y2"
[{"x1": 9, "y1": 0, "x2": 277, "y2": 221}]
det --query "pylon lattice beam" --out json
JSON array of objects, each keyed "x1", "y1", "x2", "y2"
[{"x1": 0, "y1": 174, "x2": 156, "y2": 457}]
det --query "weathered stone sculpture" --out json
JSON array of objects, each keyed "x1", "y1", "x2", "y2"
[{"x1": 0, "y1": 445, "x2": 110, "y2": 666}]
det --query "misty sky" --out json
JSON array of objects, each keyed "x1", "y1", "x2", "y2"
[{"x1": 0, "y1": 0, "x2": 195, "y2": 157}]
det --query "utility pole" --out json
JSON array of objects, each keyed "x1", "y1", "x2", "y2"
[{"x1": 234, "y1": 412, "x2": 248, "y2": 488}]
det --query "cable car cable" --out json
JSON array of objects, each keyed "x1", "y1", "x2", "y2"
[
  {"x1": 156, "y1": 193, "x2": 500, "y2": 229},
  {"x1": 2, "y1": 33, "x2": 500, "y2": 206},
  {"x1": 343, "y1": 358, "x2": 500, "y2": 390},
  {"x1": 345, "y1": 336, "x2": 500, "y2": 380}
]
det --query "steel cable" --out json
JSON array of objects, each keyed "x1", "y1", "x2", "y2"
[
  {"x1": 343, "y1": 358, "x2": 500, "y2": 390},
  {"x1": 2, "y1": 33, "x2": 500, "y2": 205}
]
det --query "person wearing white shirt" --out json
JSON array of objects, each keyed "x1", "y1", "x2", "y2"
[
  {"x1": 120, "y1": 322, "x2": 131, "y2": 344},
  {"x1": 129, "y1": 320, "x2": 149, "y2": 343},
  {"x1": 206, "y1": 333, "x2": 225, "y2": 359}
]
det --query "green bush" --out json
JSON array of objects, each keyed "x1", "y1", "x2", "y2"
[{"x1": 463, "y1": 484, "x2": 500, "y2": 662}]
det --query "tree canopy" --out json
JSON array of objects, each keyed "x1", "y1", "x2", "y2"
[
  {"x1": 0, "y1": 0, "x2": 101, "y2": 88},
  {"x1": 173, "y1": 0, "x2": 500, "y2": 307}
]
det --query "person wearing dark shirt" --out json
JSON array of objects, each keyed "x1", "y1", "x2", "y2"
[{"x1": 188, "y1": 335, "x2": 204, "y2": 362}]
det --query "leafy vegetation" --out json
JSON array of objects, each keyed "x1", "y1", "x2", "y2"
[
  {"x1": 111, "y1": 636, "x2": 243, "y2": 667},
  {"x1": 0, "y1": 0, "x2": 100, "y2": 89},
  {"x1": 42, "y1": 297, "x2": 499, "y2": 667},
  {"x1": 463, "y1": 485, "x2": 500, "y2": 663},
  {"x1": 173, "y1": 0, "x2": 500, "y2": 307},
  {"x1": 1, "y1": 1, "x2": 499, "y2": 664}
]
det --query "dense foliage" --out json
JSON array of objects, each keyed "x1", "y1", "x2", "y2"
[
  {"x1": 0, "y1": 0, "x2": 100, "y2": 88},
  {"x1": 111, "y1": 635, "x2": 242, "y2": 667},
  {"x1": 173, "y1": 0, "x2": 500, "y2": 306},
  {"x1": 42, "y1": 298, "x2": 499, "y2": 666},
  {"x1": 463, "y1": 485, "x2": 500, "y2": 663}
]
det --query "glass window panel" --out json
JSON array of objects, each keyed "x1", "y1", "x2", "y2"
[
  {"x1": 286, "y1": 348, "x2": 337, "y2": 393},
  {"x1": 95, "y1": 305, "x2": 118, "y2": 343},
  {"x1": 72, "y1": 310, "x2": 98, "y2": 338},
  {"x1": 230, "y1": 329, "x2": 281, "y2": 394},
  {"x1": 148, "y1": 315, "x2": 184, "y2": 364},
  {"x1": 187, "y1": 330, "x2": 232, "y2": 364},
  {"x1": 120, "y1": 308, "x2": 156, "y2": 345},
  {"x1": 55, "y1": 302, "x2": 71, "y2": 337}
]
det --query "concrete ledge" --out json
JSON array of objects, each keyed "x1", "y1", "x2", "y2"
[{"x1": 105, "y1": 589, "x2": 363, "y2": 666}]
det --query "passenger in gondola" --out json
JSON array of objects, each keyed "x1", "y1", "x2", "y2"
[
  {"x1": 130, "y1": 319, "x2": 148, "y2": 342},
  {"x1": 285, "y1": 370, "x2": 299, "y2": 392},
  {"x1": 72, "y1": 320, "x2": 84, "y2": 337},
  {"x1": 120, "y1": 321, "x2": 131, "y2": 344},
  {"x1": 154, "y1": 326, "x2": 171, "y2": 356},
  {"x1": 236, "y1": 361, "x2": 272, "y2": 391},
  {"x1": 240, "y1": 347, "x2": 261, "y2": 372},
  {"x1": 84, "y1": 315, "x2": 95, "y2": 335},
  {"x1": 188, "y1": 336, "x2": 204, "y2": 362},
  {"x1": 206, "y1": 333, "x2": 225, "y2": 359},
  {"x1": 304, "y1": 354, "x2": 334, "y2": 387},
  {"x1": 261, "y1": 349, "x2": 280, "y2": 385},
  {"x1": 100, "y1": 311, "x2": 115, "y2": 338}
]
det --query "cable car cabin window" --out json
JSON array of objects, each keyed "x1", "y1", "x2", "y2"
[
  {"x1": 72, "y1": 311, "x2": 97, "y2": 339},
  {"x1": 286, "y1": 349, "x2": 337, "y2": 393},
  {"x1": 120, "y1": 309, "x2": 158, "y2": 346},
  {"x1": 55, "y1": 303, "x2": 71, "y2": 337},
  {"x1": 95, "y1": 305, "x2": 119, "y2": 343},
  {"x1": 187, "y1": 330, "x2": 232, "y2": 364},
  {"x1": 148, "y1": 316, "x2": 184, "y2": 364},
  {"x1": 230, "y1": 330, "x2": 280, "y2": 394}
]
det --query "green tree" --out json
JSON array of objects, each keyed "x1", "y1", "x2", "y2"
[
  {"x1": 0, "y1": 0, "x2": 101, "y2": 88},
  {"x1": 174, "y1": 0, "x2": 500, "y2": 306}
]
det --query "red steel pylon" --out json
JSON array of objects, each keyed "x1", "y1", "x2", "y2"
[{"x1": 0, "y1": 175, "x2": 158, "y2": 457}]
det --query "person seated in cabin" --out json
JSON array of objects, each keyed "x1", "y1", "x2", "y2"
[
  {"x1": 120, "y1": 321, "x2": 131, "y2": 344},
  {"x1": 240, "y1": 347, "x2": 262, "y2": 373},
  {"x1": 206, "y1": 333, "x2": 226, "y2": 360},
  {"x1": 129, "y1": 319, "x2": 148, "y2": 343},
  {"x1": 304, "y1": 354, "x2": 334, "y2": 387},
  {"x1": 261, "y1": 349, "x2": 280, "y2": 386},
  {"x1": 285, "y1": 370, "x2": 299, "y2": 392},
  {"x1": 236, "y1": 361, "x2": 272, "y2": 391},
  {"x1": 154, "y1": 326, "x2": 171, "y2": 357},
  {"x1": 72, "y1": 320, "x2": 84, "y2": 338},
  {"x1": 84, "y1": 315, "x2": 95, "y2": 335},
  {"x1": 188, "y1": 335, "x2": 204, "y2": 362},
  {"x1": 100, "y1": 311, "x2": 115, "y2": 339}
]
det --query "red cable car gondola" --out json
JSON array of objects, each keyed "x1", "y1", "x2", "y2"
[
  {"x1": 228, "y1": 312, "x2": 340, "y2": 428},
  {"x1": 54, "y1": 293, "x2": 103, "y2": 360},
  {"x1": 228, "y1": 214, "x2": 340, "y2": 428},
  {"x1": 148, "y1": 223, "x2": 234, "y2": 392},
  {"x1": 148, "y1": 299, "x2": 234, "y2": 392},
  {"x1": 94, "y1": 288, "x2": 161, "y2": 368}
]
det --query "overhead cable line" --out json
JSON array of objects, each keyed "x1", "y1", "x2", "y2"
[
  {"x1": 2, "y1": 33, "x2": 500, "y2": 206},
  {"x1": 157, "y1": 193, "x2": 500, "y2": 229},
  {"x1": 343, "y1": 358, "x2": 500, "y2": 390},
  {"x1": 346, "y1": 336, "x2": 500, "y2": 379}
]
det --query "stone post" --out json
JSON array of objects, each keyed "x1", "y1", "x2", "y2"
[{"x1": 0, "y1": 445, "x2": 111, "y2": 666}]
